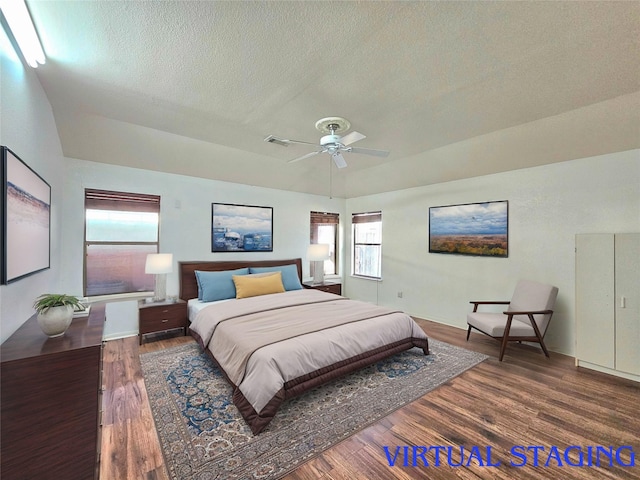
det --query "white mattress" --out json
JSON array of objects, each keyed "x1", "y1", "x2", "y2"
[{"x1": 187, "y1": 298, "x2": 231, "y2": 322}]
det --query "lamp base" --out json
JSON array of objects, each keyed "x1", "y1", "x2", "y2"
[
  {"x1": 153, "y1": 273, "x2": 167, "y2": 302},
  {"x1": 312, "y1": 261, "x2": 325, "y2": 285}
]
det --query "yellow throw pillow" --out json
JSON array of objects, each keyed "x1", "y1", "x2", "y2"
[{"x1": 232, "y1": 271, "x2": 285, "y2": 299}]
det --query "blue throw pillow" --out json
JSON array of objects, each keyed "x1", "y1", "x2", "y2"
[
  {"x1": 249, "y1": 264, "x2": 302, "y2": 291},
  {"x1": 195, "y1": 268, "x2": 249, "y2": 301}
]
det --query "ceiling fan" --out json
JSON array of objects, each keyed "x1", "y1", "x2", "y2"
[{"x1": 264, "y1": 117, "x2": 390, "y2": 169}]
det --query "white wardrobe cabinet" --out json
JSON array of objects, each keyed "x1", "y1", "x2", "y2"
[{"x1": 575, "y1": 233, "x2": 639, "y2": 381}]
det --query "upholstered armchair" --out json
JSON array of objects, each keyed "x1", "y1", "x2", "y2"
[{"x1": 466, "y1": 280, "x2": 559, "y2": 361}]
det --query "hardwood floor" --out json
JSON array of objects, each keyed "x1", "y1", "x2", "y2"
[
  {"x1": 100, "y1": 320, "x2": 640, "y2": 479},
  {"x1": 100, "y1": 334, "x2": 170, "y2": 480}
]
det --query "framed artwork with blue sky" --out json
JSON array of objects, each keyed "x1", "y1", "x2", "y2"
[
  {"x1": 429, "y1": 200, "x2": 508, "y2": 257},
  {"x1": 211, "y1": 203, "x2": 273, "y2": 252}
]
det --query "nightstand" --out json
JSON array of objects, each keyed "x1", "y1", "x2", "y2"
[
  {"x1": 302, "y1": 281, "x2": 342, "y2": 296},
  {"x1": 138, "y1": 299, "x2": 188, "y2": 345}
]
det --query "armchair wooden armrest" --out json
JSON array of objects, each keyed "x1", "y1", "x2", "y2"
[
  {"x1": 469, "y1": 300, "x2": 510, "y2": 312},
  {"x1": 502, "y1": 309, "x2": 553, "y2": 315}
]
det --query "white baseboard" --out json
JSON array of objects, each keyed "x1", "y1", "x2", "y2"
[
  {"x1": 103, "y1": 331, "x2": 138, "y2": 342},
  {"x1": 576, "y1": 360, "x2": 640, "y2": 383}
]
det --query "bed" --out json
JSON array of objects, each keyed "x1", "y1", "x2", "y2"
[{"x1": 180, "y1": 258, "x2": 429, "y2": 434}]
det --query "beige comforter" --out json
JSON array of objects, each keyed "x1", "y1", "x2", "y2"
[{"x1": 189, "y1": 289, "x2": 429, "y2": 434}]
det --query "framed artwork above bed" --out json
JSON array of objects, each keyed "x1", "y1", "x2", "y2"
[{"x1": 211, "y1": 203, "x2": 273, "y2": 252}]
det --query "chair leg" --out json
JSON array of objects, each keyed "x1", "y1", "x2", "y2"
[
  {"x1": 538, "y1": 339, "x2": 551, "y2": 358},
  {"x1": 466, "y1": 325, "x2": 472, "y2": 341},
  {"x1": 499, "y1": 315, "x2": 514, "y2": 361},
  {"x1": 498, "y1": 337, "x2": 509, "y2": 361},
  {"x1": 528, "y1": 314, "x2": 551, "y2": 359}
]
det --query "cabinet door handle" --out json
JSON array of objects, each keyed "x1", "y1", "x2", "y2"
[{"x1": 162, "y1": 319, "x2": 169, "y2": 323}]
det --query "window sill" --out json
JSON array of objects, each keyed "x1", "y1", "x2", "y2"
[
  {"x1": 86, "y1": 291, "x2": 154, "y2": 304},
  {"x1": 303, "y1": 274, "x2": 342, "y2": 284},
  {"x1": 350, "y1": 275, "x2": 382, "y2": 282}
]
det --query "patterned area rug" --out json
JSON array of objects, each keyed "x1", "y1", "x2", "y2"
[{"x1": 140, "y1": 339, "x2": 487, "y2": 480}]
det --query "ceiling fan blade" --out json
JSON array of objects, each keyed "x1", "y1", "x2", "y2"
[
  {"x1": 348, "y1": 146, "x2": 390, "y2": 158},
  {"x1": 265, "y1": 135, "x2": 319, "y2": 147},
  {"x1": 286, "y1": 139, "x2": 321, "y2": 146},
  {"x1": 341, "y1": 131, "x2": 366, "y2": 146},
  {"x1": 288, "y1": 150, "x2": 322, "y2": 164},
  {"x1": 332, "y1": 152, "x2": 348, "y2": 169}
]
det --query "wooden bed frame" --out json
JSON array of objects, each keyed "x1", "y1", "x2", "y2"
[
  {"x1": 179, "y1": 257, "x2": 429, "y2": 434},
  {"x1": 179, "y1": 258, "x2": 303, "y2": 301}
]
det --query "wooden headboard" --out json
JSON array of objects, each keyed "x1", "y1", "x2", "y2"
[{"x1": 179, "y1": 258, "x2": 303, "y2": 301}]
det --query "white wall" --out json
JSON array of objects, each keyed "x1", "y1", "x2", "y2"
[
  {"x1": 61, "y1": 158, "x2": 346, "y2": 338},
  {"x1": 0, "y1": 29, "x2": 66, "y2": 343},
  {"x1": 345, "y1": 150, "x2": 640, "y2": 356}
]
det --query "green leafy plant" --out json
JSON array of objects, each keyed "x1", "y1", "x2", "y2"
[{"x1": 33, "y1": 294, "x2": 84, "y2": 314}]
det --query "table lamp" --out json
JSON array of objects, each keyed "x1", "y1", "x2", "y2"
[
  {"x1": 307, "y1": 244, "x2": 330, "y2": 285},
  {"x1": 145, "y1": 253, "x2": 173, "y2": 301}
]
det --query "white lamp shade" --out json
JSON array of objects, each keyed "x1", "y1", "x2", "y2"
[
  {"x1": 307, "y1": 244, "x2": 330, "y2": 261},
  {"x1": 145, "y1": 253, "x2": 173, "y2": 274}
]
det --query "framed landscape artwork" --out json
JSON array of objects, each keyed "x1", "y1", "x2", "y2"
[
  {"x1": 429, "y1": 200, "x2": 508, "y2": 257},
  {"x1": 1, "y1": 146, "x2": 51, "y2": 284},
  {"x1": 211, "y1": 203, "x2": 273, "y2": 252}
]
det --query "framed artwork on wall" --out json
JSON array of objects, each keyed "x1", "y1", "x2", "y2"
[
  {"x1": 211, "y1": 203, "x2": 273, "y2": 252},
  {"x1": 429, "y1": 200, "x2": 508, "y2": 257},
  {"x1": 1, "y1": 146, "x2": 51, "y2": 283}
]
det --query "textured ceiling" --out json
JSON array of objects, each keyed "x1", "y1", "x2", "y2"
[{"x1": 25, "y1": 1, "x2": 640, "y2": 198}]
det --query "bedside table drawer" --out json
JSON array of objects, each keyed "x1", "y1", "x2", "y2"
[
  {"x1": 315, "y1": 284, "x2": 341, "y2": 295},
  {"x1": 139, "y1": 311, "x2": 185, "y2": 333},
  {"x1": 303, "y1": 282, "x2": 342, "y2": 295},
  {"x1": 140, "y1": 303, "x2": 183, "y2": 321}
]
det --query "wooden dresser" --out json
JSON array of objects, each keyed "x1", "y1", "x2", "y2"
[{"x1": 1, "y1": 304, "x2": 105, "y2": 480}]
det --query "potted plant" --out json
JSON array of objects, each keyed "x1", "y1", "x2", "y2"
[{"x1": 33, "y1": 294, "x2": 84, "y2": 337}]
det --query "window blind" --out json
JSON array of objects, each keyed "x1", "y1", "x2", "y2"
[
  {"x1": 351, "y1": 211, "x2": 382, "y2": 223},
  {"x1": 85, "y1": 189, "x2": 160, "y2": 213},
  {"x1": 311, "y1": 211, "x2": 339, "y2": 225}
]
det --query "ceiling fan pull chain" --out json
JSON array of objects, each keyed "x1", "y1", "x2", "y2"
[{"x1": 329, "y1": 156, "x2": 333, "y2": 199}]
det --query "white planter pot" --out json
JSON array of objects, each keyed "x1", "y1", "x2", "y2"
[{"x1": 37, "y1": 305, "x2": 74, "y2": 337}]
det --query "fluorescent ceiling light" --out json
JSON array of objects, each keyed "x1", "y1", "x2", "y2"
[{"x1": 0, "y1": 0, "x2": 45, "y2": 68}]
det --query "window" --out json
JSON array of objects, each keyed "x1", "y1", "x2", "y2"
[
  {"x1": 352, "y1": 211, "x2": 382, "y2": 279},
  {"x1": 310, "y1": 211, "x2": 339, "y2": 277},
  {"x1": 84, "y1": 189, "x2": 160, "y2": 296}
]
